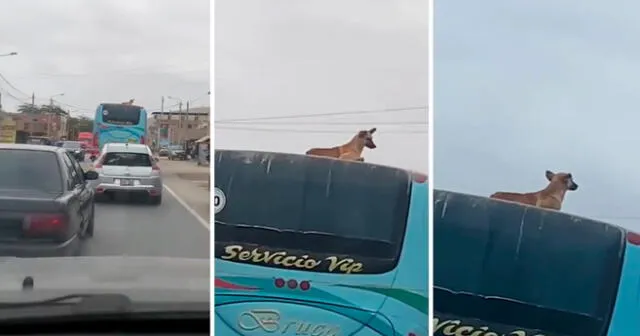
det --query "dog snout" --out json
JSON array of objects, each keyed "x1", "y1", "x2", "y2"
[{"x1": 570, "y1": 182, "x2": 579, "y2": 191}]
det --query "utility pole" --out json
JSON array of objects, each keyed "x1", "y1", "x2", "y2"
[
  {"x1": 178, "y1": 101, "x2": 183, "y2": 145},
  {"x1": 161, "y1": 96, "x2": 164, "y2": 112},
  {"x1": 31, "y1": 93, "x2": 35, "y2": 107},
  {"x1": 0, "y1": 92, "x2": 3, "y2": 112}
]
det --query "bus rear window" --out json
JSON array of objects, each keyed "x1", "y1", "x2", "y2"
[
  {"x1": 214, "y1": 150, "x2": 411, "y2": 274},
  {"x1": 101, "y1": 104, "x2": 141, "y2": 125},
  {"x1": 433, "y1": 190, "x2": 624, "y2": 336}
]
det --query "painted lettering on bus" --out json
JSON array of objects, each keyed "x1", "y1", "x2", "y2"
[
  {"x1": 221, "y1": 245, "x2": 364, "y2": 274},
  {"x1": 237, "y1": 309, "x2": 341, "y2": 336},
  {"x1": 432, "y1": 318, "x2": 546, "y2": 336}
]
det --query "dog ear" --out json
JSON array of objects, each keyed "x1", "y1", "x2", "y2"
[
  {"x1": 545, "y1": 170, "x2": 554, "y2": 181},
  {"x1": 369, "y1": 127, "x2": 377, "y2": 134}
]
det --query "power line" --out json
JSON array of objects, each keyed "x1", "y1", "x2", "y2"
[
  {"x1": 0, "y1": 72, "x2": 31, "y2": 98},
  {"x1": 14, "y1": 65, "x2": 209, "y2": 79},
  {"x1": 215, "y1": 106, "x2": 427, "y2": 123},
  {"x1": 215, "y1": 126, "x2": 428, "y2": 134}
]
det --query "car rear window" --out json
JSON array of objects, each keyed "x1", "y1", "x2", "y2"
[
  {"x1": 215, "y1": 150, "x2": 411, "y2": 275},
  {"x1": 0, "y1": 150, "x2": 63, "y2": 193},
  {"x1": 433, "y1": 190, "x2": 624, "y2": 336},
  {"x1": 103, "y1": 152, "x2": 151, "y2": 167}
]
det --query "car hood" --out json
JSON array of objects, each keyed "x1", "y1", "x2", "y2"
[{"x1": 0, "y1": 256, "x2": 209, "y2": 292}]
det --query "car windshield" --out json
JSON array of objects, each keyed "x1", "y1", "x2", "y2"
[
  {"x1": 0, "y1": 150, "x2": 62, "y2": 194},
  {"x1": 61, "y1": 142, "x2": 82, "y2": 149},
  {"x1": 103, "y1": 152, "x2": 152, "y2": 167}
]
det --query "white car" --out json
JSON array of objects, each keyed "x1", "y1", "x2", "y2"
[{"x1": 91, "y1": 143, "x2": 163, "y2": 205}]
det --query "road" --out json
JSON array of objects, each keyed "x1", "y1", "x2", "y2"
[{"x1": 80, "y1": 158, "x2": 210, "y2": 258}]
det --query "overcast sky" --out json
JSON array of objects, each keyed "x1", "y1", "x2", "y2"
[
  {"x1": 215, "y1": 0, "x2": 429, "y2": 172},
  {"x1": 0, "y1": 0, "x2": 209, "y2": 119},
  {"x1": 436, "y1": 0, "x2": 640, "y2": 229}
]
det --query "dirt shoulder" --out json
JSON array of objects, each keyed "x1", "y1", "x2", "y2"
[{"x1": 158, "y1": 158, "x2": 210, "y2": 222}]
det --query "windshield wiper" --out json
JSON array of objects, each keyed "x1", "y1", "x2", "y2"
[{"x1": 0, "y1": 293, "x2": 133, "y2": 313}]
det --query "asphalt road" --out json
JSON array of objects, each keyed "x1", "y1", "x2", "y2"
[
  {"x1": 77, "y1": 155, "x2": 209, "y2": 258},
  {"x1": 80, "y1": 192, "x2": 209, "y2": 258}
]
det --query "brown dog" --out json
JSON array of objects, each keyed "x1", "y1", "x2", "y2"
[
  {"x1": 306, "y1": 128, "x2": 377, "y2": 162},
  {"x1": 490, "y1": 170, "x2": 579, "y2": 211}
]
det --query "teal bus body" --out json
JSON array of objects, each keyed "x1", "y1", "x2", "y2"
[
  {"x1": 214, "y1": 150, "x2": 428, "y2": 336},
  {"x1": 433, "y1": 189, "x2": 640, "y2": 336},
  {"x1": 93, "y1": 103, "x2": 147, "y2": 150}
]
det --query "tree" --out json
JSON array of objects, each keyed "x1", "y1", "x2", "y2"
[
  {"x1": 17, "y1": 104, "x2": 40, "y2": 114},
  {"x1": 17, "y1": 104, "x2": 68, "y2": 115},
  {"x1": 66, "y1": 116, "x2": 93, "y2": 139}
]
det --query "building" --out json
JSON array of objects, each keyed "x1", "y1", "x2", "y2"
[
  {"x1": 148, "y1": 106, "x2": 210, "y2": 147},
  {"x1": 0, "y1": 111, "x2": 68, "y2": 139}
]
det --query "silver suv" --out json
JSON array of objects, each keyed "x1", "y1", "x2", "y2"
[{"x1": 91, "y1": 143, "x2": 163, "y2": 205}]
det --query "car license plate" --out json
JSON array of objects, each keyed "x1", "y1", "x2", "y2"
[{"x1": 120, "y1": 179, "x2": 133, "y2": 186}]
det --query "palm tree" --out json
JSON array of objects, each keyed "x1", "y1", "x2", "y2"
[{"x1": 17, "y1": 104, "x2": 41, "y2": 114}]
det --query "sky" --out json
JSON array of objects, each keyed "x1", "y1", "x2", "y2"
[
  {"x1": 0, "y1": 0, "x2": 210, "y2": 119},
  {"x1": 435, "y1": 0, "x2": 640, "y2": 228},
  {"x1": 215, "y1": 0, "x2": 429, "y2": 172}
]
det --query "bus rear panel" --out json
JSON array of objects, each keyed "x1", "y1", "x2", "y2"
[
  {"x1": 215, "y1": 150, "x2": 427, "y2": 336},
  {"x1": 433, "y1": 189, "x2": 625, "y2": 336}
]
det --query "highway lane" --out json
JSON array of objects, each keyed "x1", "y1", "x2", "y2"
[{"x1": 80, "y1": 190, "x2": 210, "y2": 258}]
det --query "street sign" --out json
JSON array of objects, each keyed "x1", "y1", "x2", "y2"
[{"x1": 0, "y1": 119, "x2": 16, "y2": 143}]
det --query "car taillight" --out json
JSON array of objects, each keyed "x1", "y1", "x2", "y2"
[
  {"x1": 24, "y1": 214, "x2": 67, "y2": 236},
  {"x1": 152, "y1": 163, "x2": 160, "y2": 171},
  {"x1": 140, "y1": 137, "x2": 145, "y2": 144}
]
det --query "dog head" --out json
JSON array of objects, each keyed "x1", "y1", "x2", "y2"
[
  {"x1": 546, "y1": 170, "x2": 578, "y2": 191},
  {"x1": 357, "y1": 128, "x2": 377, "y2": 149}
]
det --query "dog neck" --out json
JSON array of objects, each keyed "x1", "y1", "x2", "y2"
[
  {"x1": 540, "y1": 182, "x2": 569, "y2": 204},
  {"x1": 342, "y1": 136, "x2": 365, "y2": 154}
]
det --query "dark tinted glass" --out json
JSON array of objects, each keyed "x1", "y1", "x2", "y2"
[
  {"x1": 103, "y1": 152, "x2": 151, "y2": 167},
  {"x1": 215, "y1": 150, "x2": 411, "y2": 274},
  {"x1": 101, "y1": 104, "x2": 141, "y2": 125},
  {"x1": 433, "y1": 190, "x2": 624, "y2": 336},
  {"x1": 0, "y1": 150, "x2": 62, "y2": 193}
]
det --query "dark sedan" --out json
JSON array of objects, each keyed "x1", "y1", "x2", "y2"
[
  {"x1": 0, "y1": 144, "x2": 98, "y2": 257},
  {"x1": 60, "y1": 141, "x2": 86, "y2": 161}
]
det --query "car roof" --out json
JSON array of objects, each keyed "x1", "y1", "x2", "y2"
[
  {"x1": 0, "y1": 143, "x2": 61, "y2": 152},
  {"x1": 104, "y1": 143, "x2": 150, "y2": 154}
]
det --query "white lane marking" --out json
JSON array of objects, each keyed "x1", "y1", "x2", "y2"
[{"x1": 162, "y1": 185, "x2": 210, "y2": 230}]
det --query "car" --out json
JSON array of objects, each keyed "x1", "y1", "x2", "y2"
[
  {"x1": 168, "y1": 146, "x2": 187, "y2": 160},
  {"x1": 0, "y1": 144, "x2": 98, "y2": 257},
  {"x1": 91, "y1": 143, "x2": 163, "y2": 205},
  {"x1": 158, "y1": 147, "x2": 169, "y2": 157},
  {"x1": 60, "y1": 141, "x2": 86, "y2": 161}
]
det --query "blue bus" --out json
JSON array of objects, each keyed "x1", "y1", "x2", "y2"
[
  {"x1": 433, "y1": 189, "x2": 640, "y2": 336},
  {"x1": 214, "y1": 150, "x2": 428, "y2": 336},
  {"x1": 93, "y1": 103, "x2": 147, "y2": 150}
]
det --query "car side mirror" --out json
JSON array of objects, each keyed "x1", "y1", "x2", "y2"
[{"x1": 84, "y1": 170, "x2": 99, "y2": 180}]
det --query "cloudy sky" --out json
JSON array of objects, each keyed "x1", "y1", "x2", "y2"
[
  {"x1": 0, "y1": 0, "x2": 209, "y2": 119},
  {"x1": 436, "y1": 0, "x2": 640, "y2": 228},
  {"x1": 215, "y1": 0, "x2": 429, "y2": 172}
]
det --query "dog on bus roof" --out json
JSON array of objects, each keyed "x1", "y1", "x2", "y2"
[
  {"x1": 490, "y1": 170, "x2": 578, "y2": 211},
  {"x1": 305, "y1": 128, "x2": 377, "y2": 162}
]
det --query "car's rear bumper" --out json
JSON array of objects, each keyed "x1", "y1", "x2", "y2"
[
  {"x1": 90, "y1": 179, "x2": 163, "y2": 196},
  {"x1": 0, "y1": 235, "x2": 79, "y2": 257}
]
